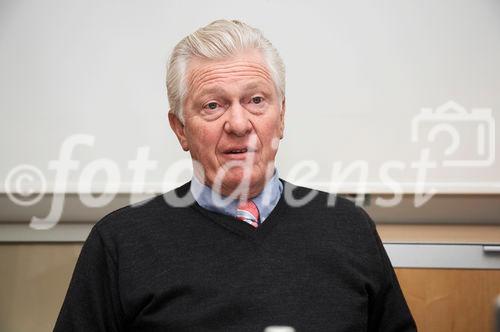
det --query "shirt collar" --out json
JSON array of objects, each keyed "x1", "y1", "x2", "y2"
[{"x1": 190, "y1": 168, "x2": 283, "y2": 223}]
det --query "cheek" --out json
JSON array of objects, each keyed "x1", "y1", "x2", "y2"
[
  {"x1": 260, "y1": 115, "x2": 282, "y2": 140},
  {"x1": 257, "y1": 121, "x2": 281, "y2": 157},
  {"x1": 187, "y1": 123, "x2": 220, "y2": 154}
]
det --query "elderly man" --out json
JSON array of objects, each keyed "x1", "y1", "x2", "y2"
[{"x1": 55, "y1": 20, "x2": 416, "y2": 331}]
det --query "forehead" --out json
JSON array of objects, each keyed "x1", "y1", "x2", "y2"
[{"x1": 185, "y1": 49, "x2": 274, "y2": 97}]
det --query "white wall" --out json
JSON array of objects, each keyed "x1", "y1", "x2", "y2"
[{"x1": 1, "y1": 0, "x2": 499, "y2": 194}]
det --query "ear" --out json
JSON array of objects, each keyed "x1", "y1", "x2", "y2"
[
  {"x1": 168, "y1": 112, "x2": 189, "y2": 151},
  {"x1": 278, "y1": 97, "x2": 286, "y2": 139}
]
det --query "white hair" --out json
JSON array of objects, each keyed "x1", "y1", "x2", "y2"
[{"x1": 166, "y1": 19, "x2": 286, "y2": 124}]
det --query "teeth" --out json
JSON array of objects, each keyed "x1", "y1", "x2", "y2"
[{"x1": 229, "y1": 148, "x2": 249, "y2": 153}]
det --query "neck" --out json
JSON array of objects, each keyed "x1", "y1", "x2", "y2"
[
  {"x1": 193, "y1": 169, "x2": 276, "y2": 201},
  {"x1": 197, "y1": 177, "x2": 266, "y2": 200}
]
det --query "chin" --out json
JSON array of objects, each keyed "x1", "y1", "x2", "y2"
[{"x1": 219, "y1": 167, "x2": 261, "y2": 193}]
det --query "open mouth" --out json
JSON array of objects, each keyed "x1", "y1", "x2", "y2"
[{"x1": 224, "y1": 147, "x2": 256, "y2": 154}]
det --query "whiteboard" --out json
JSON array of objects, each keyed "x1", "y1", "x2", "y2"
[{"x1": 1, "y1": 0, "x2": 499, "y2": 194}]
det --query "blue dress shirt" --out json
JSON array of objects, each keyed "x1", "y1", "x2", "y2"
[{"x1": 190, "y1": 168, "x2": 283, "y2": 223}]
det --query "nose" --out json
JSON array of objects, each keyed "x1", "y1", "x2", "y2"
[{"x1": 223, "y1": 103, "x2": 252, "y2": 136}]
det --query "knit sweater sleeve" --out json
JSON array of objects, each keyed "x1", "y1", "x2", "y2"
[
  {"x1": 357, "y1": 206, "x2": 418, "y2": 332},
  {"x1": 53, "y1": 225, "x2": 125, "y2": 332}
]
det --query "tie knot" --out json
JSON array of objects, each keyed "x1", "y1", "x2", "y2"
[{"x1": 236, "y1": 200, "x2": 260, "y2": 228}]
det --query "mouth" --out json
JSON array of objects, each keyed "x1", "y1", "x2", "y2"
[
  {"x1": 221, "y1": 146, "x2": 258, "y2": 161},
  {"x1": 223, "y1": 147, "x2": 257, "y2": 155}
]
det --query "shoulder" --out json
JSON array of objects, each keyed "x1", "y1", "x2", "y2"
[
  {"x1": 280, "y1": 179, "x2": 386, "y2": 268},
  {"x1": 280, "y1": 178, "x2": 376, "y2": 235},
  {"x1": 280, "y1": 178, "x2": 369, "y2": 218},
  {"x1": 90, "y1": 181, "x2": 196, "y2": 242}
]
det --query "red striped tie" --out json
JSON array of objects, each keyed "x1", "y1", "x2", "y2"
[{"x1": 236, "y1": 200, "x2": 260, "y2": 228}]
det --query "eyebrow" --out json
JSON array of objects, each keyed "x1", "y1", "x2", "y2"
[
  {"x1": 242, "y1": 82, "x2": 260, "y2": 91},
  {"x1": 192, "y1": 87, "x2": 226, "y2": 100},
  {"x1": 192, "y1": 81, "x2": 271, "y2": 101},
  {"x1": 242, "y1": 82, "x2": 270, "y2": 91}
]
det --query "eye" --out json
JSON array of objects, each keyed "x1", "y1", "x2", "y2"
[
  {"x1": 251, "y1": 96, "x2": 263, "y2": 104},
  {"x1": 204, "y1": 102, "x2": 220, "y2": 110}
]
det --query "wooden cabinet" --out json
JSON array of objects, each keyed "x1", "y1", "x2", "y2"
[{"x1": 396, "y1": 268, "x2": 500, "y2": 332}]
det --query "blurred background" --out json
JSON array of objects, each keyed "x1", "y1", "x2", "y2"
[{"x1": 1, "y1": 0, "x2": 499, "y2": 331}]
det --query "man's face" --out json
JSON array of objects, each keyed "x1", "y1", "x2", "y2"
[{"x1": 169, "y1": 49, "x2": 285, "y2": 198}]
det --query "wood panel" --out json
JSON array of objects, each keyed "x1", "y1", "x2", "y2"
[
  {"x1": 378, "y1": 224, "x2": 500, "y2": 244},
  {"x1": 1, "y1": 244, "x2": 500, "y2": 332},
  {"x1": 396, "y1": 268, "x2": 500, "y2": 332},
  {"x1": 0, "y1": 244, "x2": 81, "y2": 332}
]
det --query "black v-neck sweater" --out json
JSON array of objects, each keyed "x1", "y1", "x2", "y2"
[{"x1": 54, "y1": 179, "x2": 416, "y2": 332}]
